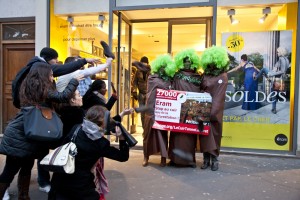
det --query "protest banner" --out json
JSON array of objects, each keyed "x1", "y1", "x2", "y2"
[{"x1": 152, "y1": 89, "x2": 212, "y2": 135}]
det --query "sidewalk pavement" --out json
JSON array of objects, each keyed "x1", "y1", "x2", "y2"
[{"x1": 1, "y1": 150, "x2": 300, "y2": 200}]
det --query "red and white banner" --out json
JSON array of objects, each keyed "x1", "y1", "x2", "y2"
[{"x1": 152, "y1": 89, "x2": 212, "y2": 135}]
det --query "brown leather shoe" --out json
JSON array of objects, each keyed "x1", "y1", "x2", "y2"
[
  {"x1": 142, "y1": 157, "x2": 149, "y2": 167},
  {"x1": 160, "y1": 157, "x2": 166, "y2": 167}
]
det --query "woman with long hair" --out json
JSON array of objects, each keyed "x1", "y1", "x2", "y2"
[{"x1": 0, "y1": 62, "x2": 80, "y2": 199}]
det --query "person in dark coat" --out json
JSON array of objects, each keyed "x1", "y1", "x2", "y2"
[
  {"x1": 0, "y1": 63, "x2": 80, "y2": 199},
  {"x1": 48, "y1": 105, "x2": 130, "y2": 200},
  {"x1": 199, "y1": 46, "x2": 229, "y2": 171},
  {"x1": 168, "y1": 49, "x2": 202, "y2": 168},
  {"x1": 142, "y1": 55, "x2": 176, "y2": 167},
  {"x1": 82, "y1": 79, "x2": 118, "y2": 112},
  {"x1": 12, "y1": 47, "x2": 99, "y2": 109},
  {"x1": 132, "y1": 56, "x2": 151, "y2": 129}
]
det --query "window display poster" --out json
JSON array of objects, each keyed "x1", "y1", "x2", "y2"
[
  {"x1": 222, "y1": 31, "x2": 292, "y2": 151},
  {"x1": 152, "y1": 89, "x2": 212, "y2": 135}
]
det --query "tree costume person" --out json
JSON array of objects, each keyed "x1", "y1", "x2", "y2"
[
  {"x1": 142, "y1": 54, "x2": 176, "y2": 167},
  {"x1": 168, "y1": 49, "x2": 202, "y2": 167},
  {"x1": 199, "y1": 46, "x2": 229, "y2": 171}
]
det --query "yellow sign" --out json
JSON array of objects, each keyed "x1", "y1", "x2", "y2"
[
  {"x1": 222, "y1": 122, "x2": 290, "y2": 150},
  {"x1": 226, "y1": 34, "x2": 244, "y2": 52}
]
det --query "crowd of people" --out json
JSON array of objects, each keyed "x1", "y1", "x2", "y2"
[
  {"x1": 0, "y1": 41, "x2": 132, "y2": 200},
  {"x1": 0, "y1": 41, "x2": 290, "y2": 200}
]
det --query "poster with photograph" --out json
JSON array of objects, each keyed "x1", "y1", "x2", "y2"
[
  {"x1": 152, "y1": 89, "x2": 211, "y2": 135},
  {"x1": 222, "y1": 30, "x2": 292, "y2": 151}
]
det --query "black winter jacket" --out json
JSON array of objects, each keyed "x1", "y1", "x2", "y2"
[
  {"x1": 12, "y1": 56, "x2": 87, "y2": 108},
  {"x1": 50, "y1": 125, "x2": 129, "y2": 194},
  {"x1": 0, "y1": 79, "x2": 79, "y2": 158},
  {"x1": 82, "y1": 93, "x2": 117, "y2": 112}
]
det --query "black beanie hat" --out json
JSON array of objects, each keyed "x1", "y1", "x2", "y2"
[
  {"x1": 140, "y1": 56, "x2": 149, "y2": 64},
  {"x1": 40, "y1": 47, "x2": 58, "y2": 62}
]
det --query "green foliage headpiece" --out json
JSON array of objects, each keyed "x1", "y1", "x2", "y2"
[
  {"x1": 150, "y1": 54, "x2": 176, "y2": 81},
  {"x1": 174, "y1": 49, "x2": 201, "y2": 71},
  {"x1": 199, "y1": 46, "x2": 229, "y2": 75}
]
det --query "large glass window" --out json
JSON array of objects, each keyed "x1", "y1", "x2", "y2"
[{"x1": 216, "y1": 3, "x2": 298, "y2": 152}]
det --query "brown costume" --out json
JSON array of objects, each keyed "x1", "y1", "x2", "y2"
[
  {"x1": 168, "y1": 71, "x2": 201, "y2": 166},
  {"x1": 143, "y1": 74, "x2": 171, "y2": 160},
  {"x1": 199, "y1": 73, "x2": 228, "y2": 156}
]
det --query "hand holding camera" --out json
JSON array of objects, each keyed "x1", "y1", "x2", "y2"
[{"x1": 104, "y1": 110, "x2": 138, "y2": 147}]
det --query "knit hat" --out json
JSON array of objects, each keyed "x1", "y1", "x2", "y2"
[
  {"x1": 140, "y1": 56, "x2": 149, "y2": 64},
  {"x1": 40, "y1": 47, "x2": 58, "y2": 62}
]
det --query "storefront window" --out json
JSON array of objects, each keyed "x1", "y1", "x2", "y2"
[
  {"x1": 49, "y1": 1, "x2": 111, "y2": 98},
  {"x1": 216, "y1": 3, "x2": 298, "y2": 152}
]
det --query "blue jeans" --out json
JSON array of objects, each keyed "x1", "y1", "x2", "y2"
[
  {"x1": 37, "y1": 156, "x2": 50, "y2": 187},
  {"x1": 271, "y1": 88, "x2": 279, "y2": 110},
  {"x1": 256, "y1": 67, "x2": 269, "y2": 79}
]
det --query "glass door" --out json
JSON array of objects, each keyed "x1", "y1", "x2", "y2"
[
  {"x1": 169, "y1": 19, "x2": 211, "y2": 55},
  {"x1": 112, "y1": 12, "x2": 132, "y2": 130}
]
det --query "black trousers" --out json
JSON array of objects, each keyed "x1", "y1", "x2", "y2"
[{"x1": 0, "y1": 156, "x2": 34, "y2": 184}]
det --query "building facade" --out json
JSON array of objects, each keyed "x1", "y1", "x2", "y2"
[{"x1": 0, "y1": 0, "x2": 299, "y2": 156}]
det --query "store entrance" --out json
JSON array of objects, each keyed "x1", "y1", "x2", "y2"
[
  {"x1": 130, "y1": 19, "x2": 211, "y2": 137},
  {"x1": 111, "y1": 7, "x2": 213, "y2": 141}
]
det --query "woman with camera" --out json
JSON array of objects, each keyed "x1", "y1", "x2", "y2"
[{"x1": 49, "y1": 105, "x2": 130, "y2": 200}]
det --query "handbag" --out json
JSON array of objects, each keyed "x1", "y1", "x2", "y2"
[
  {"x1": 22, "y1": 106, "x2": 63, "y2": 141},
  {"x1": 273, "y1": 77, "x2": 285, "y2": 91},
  {"x1": 40, "y1": 125, "x2": 81, "y2": 174}
]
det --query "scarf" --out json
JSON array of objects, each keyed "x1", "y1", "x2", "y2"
[{"x1": 82, "y1": 119, "x2": 104, "y2": 140}]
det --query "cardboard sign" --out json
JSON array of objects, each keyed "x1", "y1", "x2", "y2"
[{"x1": 152, "y1": 89, "x2": 212, "y2": 135}]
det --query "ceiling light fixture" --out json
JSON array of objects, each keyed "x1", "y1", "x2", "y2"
[
  {"x1": 259, "y1": 7, "x2": 271, "y2": 23},
  {"x1": 227, "y1": 9, "x2": 239, "y2": 25},
  {"x1": 67, "y1": 16, "x2": 76, "y2": 31},
  {"x1": 98, "y1": 15, "x2": 106, "y2": 28}
]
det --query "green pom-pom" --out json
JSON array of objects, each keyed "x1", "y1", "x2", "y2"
[
  {"x1": 150, "y1": 54, "x2": 176, "y2": 77},
  {"x1": 199, "y1": 46, "x2": 229, "y2": 71},
  {"x1": 174, "y1": 49, "x2": 201, "y2": 71}
]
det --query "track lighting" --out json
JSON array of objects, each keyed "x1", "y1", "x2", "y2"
[
  {"x1": 259, "y1": 7, "x2": 271, "y2": 23},
  {"x1": 227, "y1": 9, "x2": 239, "y2": 25},
  {"x1": 67, "y1": 16, "x2": 76, "y2": 31}
]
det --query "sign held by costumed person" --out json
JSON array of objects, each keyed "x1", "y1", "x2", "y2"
[{"x1": 152, "y1": 88, "x2": 211, "y2": 135}]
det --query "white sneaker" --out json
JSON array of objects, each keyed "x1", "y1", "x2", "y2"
[
  {"x1": 3, "y1": 189, "x2": 10, "y2": 200},
  {"x1": 39, "y1": 185, "x2": 51, "y2": 193}
]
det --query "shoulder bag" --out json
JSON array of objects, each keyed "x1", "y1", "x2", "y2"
[
  {"x1": 40, "y1": 125, "x2": 81, "y2": 174},
  {"x1": 22, "y1": 106, "x2": 63, "y2": 141}
]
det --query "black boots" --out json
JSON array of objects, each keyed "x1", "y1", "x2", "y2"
[
  {"x1": 200, "y1": 152, "x2": 210, "y2": 169},
  {"x1": 18, "y1": 175, "x2": 31, "y2": 200},
  {"x1": 211, "y1": 155, "x2": 219, "y2": 171},
  {"x1": 0, "y1": 183, "x2": 9, "y2": 199},
  {"x1": 160, "y1": 157, "x2": 166, "y2": 167},
  {"x1": 100, "y1": 41, "x2": 115, "y2": 59},
  {"x1": 201, "y1": 153, "x2": 219, "y2": 171}
]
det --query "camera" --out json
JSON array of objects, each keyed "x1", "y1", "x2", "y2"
[{"x1": 104, "y1": 110, "x2": 138, "y2": 148}]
